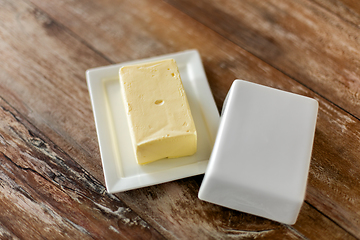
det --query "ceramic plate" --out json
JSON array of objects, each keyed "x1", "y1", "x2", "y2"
[{"x1": 86, "y1": 49, "x2": 219, "y2": 193}]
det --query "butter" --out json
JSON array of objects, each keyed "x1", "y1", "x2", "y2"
[{"x1": 119, "y1": 59, "x2": 197, "y2": 165}]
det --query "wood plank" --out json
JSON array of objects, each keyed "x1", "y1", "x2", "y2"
[
  {"x1": 121, "y1": 176, "x2": 357, "y2": 240},
  {"x1": 24, "y1": 0, "x2": 360, "y2": 239},
  {"x1": 1, "y1": 0, "x2": 358, "y2": 238},
  {"x1": 0, "y1": 97, "x2": 164, "y2": 239},
  {"x1": 0, "y1": 0, "x2": 108, "y2": 179},
  {"x1": 311, "y1": 0, "x2": 360, "y2": 27},
  {"x1": 294, "y1": 201, "x2": 357, "y2": 240},
  {"x1": 0, "y1": 0, "x2": 164, "y2": 239},
  {"x1": 165, "y1": 0, "x2": 360, "y2": 120}
]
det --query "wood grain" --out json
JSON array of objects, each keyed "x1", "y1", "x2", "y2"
[
  {"x1": 0, "y1": 0, "x2": 115, "y2": 200},
  {"x1": 1, "y1": 0, "x2": 359, "y2": 238},
  {"x1": 22, "y1": 0, "x2": 360, "y2": 239},
  {"x1": 294, "y1": 202, "x2": 356, "y2": 240},
  {"x1": 312, "y1": 0, "x2": 360, "y2": 27},
  {"x1": 165, "y1": 0, "x2": 360, "y2": 121},
  {"x1": 0, "y1": 97, "x2": 164, "y2": 239},
  {"x1": 0, "y1": 0, "x2": 164, "y2": 239}
]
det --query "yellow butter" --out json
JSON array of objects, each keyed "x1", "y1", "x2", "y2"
[{"x1": 119, "y1": 59, "x2": 197, "y2": 165}]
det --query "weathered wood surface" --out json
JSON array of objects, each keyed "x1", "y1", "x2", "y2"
[
  {"x1": 312, "y1": 0, "x2": 360, "y2": 27},
  {"x1": 164, "y1": 0, "x2": 360, "y2": 237},
  {"x1": 165, "y1": 0, "x2": 360, "y2": 119},
  {"x1": 0, "y1": 99, "x2": 164, "y2": 239},
  {"x1": 0, "y1": 0, "x2": 359, "y2": 239}
]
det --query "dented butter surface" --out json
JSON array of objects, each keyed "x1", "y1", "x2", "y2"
[{"x1": 119, "y1": 59, "x2": 197, "y2": 165}]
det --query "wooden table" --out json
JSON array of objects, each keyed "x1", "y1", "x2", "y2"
[{"x1": 1, "y1": 0, "x2": 360, "y2": 239}]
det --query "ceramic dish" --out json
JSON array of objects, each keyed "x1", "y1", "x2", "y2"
[
  {"x1": 198, "y1": 80, "x2": 318, "y2": 224},
  {"x1": 86, "y1": 49, "x2": 219, "y2": 193}
]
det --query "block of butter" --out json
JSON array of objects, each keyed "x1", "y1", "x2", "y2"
[{"x1": 119, "y1": 59, "x2": 197, "y2": 165}]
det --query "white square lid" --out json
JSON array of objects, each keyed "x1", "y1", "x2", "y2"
[{"x1": 199, "y1": 80, "x2": 318, "y2": 224}]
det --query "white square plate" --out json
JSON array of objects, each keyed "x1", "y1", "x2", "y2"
[{"x1": 86, "y1": 50, "x2": 220, "y2": 193}]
